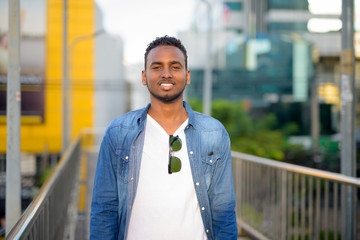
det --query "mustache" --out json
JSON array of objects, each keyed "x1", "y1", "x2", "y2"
[{"x1": 158, "y1": 79, "x2": 175, "y2": 85}]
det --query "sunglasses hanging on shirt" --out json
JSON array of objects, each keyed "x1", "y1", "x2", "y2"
[{"x1": 168, "y1": 135, "x2": 182, "y2": 174}]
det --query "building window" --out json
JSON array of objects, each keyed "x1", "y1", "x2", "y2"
[
  {"x1": 268, "y1": 0, "x2": 308, "y2": 10},
  {"x1": 268, "y1": 22, "x2": 308, "y2": 32},
  {"x1": 224, "y1": 2, "x2": 243, "y2": 11}
]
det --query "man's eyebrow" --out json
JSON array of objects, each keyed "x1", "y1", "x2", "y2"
[
  {"x1": 150, "y1": 61, "x2": 162, "y2": 66},
  {"x1": 149, "y1": 61, "x2": 183, "y2": 66},
  {"x1": 170, "y1": 61, "x2": 183, "y2": 66}
]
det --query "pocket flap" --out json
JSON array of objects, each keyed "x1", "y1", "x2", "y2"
[{"x1": 201, "y1": 151, "x2": 220, "y2": 166}]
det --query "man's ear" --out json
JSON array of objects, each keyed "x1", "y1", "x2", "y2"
[
  {"x1": 142, "y1": 70, "x2": 147, "y2": 85},
  {"x1": 186, "y1": 70, "x2": 191, "y2": 85}
]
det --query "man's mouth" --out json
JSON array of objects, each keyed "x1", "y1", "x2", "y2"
[
  {"x1": 161, "y1": 83, "x2": 173, "y2": 87},
  {"x1": 160, "y1": 82, "x2": 174, "y2": 90}
]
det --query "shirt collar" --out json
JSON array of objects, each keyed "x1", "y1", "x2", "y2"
[
  {"x1": 136, "y1": 101, "x2": 195, "y2": 128},
  {"x1": 183, "y1": 101, "x2": 195, "y2": 128}
]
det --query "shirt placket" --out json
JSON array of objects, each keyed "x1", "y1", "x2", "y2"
[{"x1": 185, "y1": 127, "x2": 213, "y2": 240}]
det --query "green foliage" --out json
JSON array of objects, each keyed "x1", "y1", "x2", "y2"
[
  {"x1": 189, "y1": 99, "x2": 303, "y2": 161},
  {"x1": 36, "y1": 167, "x2": 55, "y2": 186},
  {"x1": 283, "y1": 121, "x2": 300, "y2": 136}
]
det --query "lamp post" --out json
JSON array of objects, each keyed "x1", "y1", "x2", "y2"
[
  {"x1": 62, "y1": 0, "x2": 103, "y2": 153},
  {"x1": 62, "y1": 0, "x2": 69, "y2": 153},
  {"x1": 340, "y1": 0, "x2": 356, "y2": 239},
  {"x1": 6, "y1": 0, "x2": 21, "y2": 235},
  {"x1": 62, "y1": 29, "x2": 105, "y2": 152},
  {"x1": 201, "y1": 0, "x2": 213, "y2": 116}
]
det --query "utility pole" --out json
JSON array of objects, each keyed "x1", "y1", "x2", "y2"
[
  {"x1": 6, "y1": 0, "x2": 21, "y2": 235},
  {"x1": 62, "y1": 0, "x2": 70, "y2": 153},
  {"x1": 311, "y1": 77, "x2": 320, "y2": 164},
  {"x1": 202, "y1": 0, "x2": 212, "y2": 116},
  {"x1": 340, "y1": 0, "x2": 356, "y2": 239}
]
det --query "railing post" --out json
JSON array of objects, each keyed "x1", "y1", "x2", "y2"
[
  {"x1": 281, "y1": 170, "x2": 287, "y2": 240},
  {"x1": 236, "y1": 158, "x2": 243, "y2": 235}
]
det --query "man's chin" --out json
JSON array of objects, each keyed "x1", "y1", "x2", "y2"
[{"x1": 151, "y1": 92, "x2": 183, "y2": 103}]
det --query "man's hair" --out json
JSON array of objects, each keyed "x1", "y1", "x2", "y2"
[{"x1": 144, "y1": 35, "x2": 188, "y2": 69}]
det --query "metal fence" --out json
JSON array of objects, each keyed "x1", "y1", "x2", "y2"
[
  {"x1": 5, "y1": 139, "x2": 360, "y2": 240},
  {"x1": 233, "y1": 151, "x2": 360, "y2": 240},
  {"x1": 7, "y1": 137, "x2": 81, "y2": 240}
]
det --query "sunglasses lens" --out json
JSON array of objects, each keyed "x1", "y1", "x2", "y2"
[
  {"x1": 170, "y1": 136, "x2": 182, "y2": 151},
  {"x1": 170, "y1": 156, "x2": 181, "y2": 173}
]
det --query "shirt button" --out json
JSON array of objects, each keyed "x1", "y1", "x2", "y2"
[
  {"x1": 206, "y1": 229, "x2": 209, "y2": 233},
  {"x1": 201, "y1": 207, "x2": 205, "y2": 211},
  {"x1": 196, "y1": 182, "x2": 199, "y2": 186},
  {"x1": 126, "y1": 156, "x2": 129, "y2": 160},
  {"x1": 190, "y1": 151, "x2": 193, "y2": 154},
  {"x1": 130, "y1": 177, "x2": 134, "y2": 181},
  {"x1": 209, "y1": 160, "x2": 213, "y2": 163}
]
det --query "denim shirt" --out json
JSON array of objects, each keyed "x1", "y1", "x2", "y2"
[{"x1": 90, "y1": 101, "x2": 238, "y2": 240}]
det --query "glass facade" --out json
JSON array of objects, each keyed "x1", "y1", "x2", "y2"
[{"x1": 185, "y1": 0, "x2": 358, "y2": 171}]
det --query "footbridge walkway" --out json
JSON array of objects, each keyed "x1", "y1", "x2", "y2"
[{"x1": 6, "y1": 130, "x2": 360, "y2": 240}]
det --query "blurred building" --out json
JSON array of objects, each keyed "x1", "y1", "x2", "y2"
[
  {"x1": 179, "y1": 0, "x2": 358, "y2": 135},
  {"x1": 0, "y1": 0, "x2": 126, "y2": 155},
  {"x1": 0, "y1": 0, "x2": 126, "y2": 205}
]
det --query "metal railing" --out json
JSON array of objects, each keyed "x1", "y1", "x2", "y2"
[
  {"x1": 7, "y1": 136, "x2": 81, "y2": 239},
  {"x1": 233, "y1": 151, "x2": 359, "y2": 240},
  {"x1": 6, "y1": 137, "x2": 360, "y2": 240}
]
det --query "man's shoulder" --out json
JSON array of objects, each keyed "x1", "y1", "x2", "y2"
[
  {"x1": 191, "y1": 110, "x2": 226, "y2": 132},
  {"x1": 106, "y1": 107, "x2": 146, "y2": 132}
]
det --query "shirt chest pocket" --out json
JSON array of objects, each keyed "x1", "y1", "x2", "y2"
[
  {"x1": 201, "y1": 151, "x2": 221, "y2": 190},
  {"x1": 116, "y1": 149, "x2": 130, "y2": 183}
]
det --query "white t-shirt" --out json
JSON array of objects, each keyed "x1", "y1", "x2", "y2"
[{"x1": 127, "y1": 115, "x2": 207, "y2": 240}]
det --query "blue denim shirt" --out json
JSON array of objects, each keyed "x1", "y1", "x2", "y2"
[{"x1": 90, "y1": 101, "x2": 237, "y2": 240}]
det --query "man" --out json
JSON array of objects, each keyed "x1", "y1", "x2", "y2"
[{"x1": 90, "y1": 36, "x2": 237, "y2": 240}]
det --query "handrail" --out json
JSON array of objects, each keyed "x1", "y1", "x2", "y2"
[
  {"x1": 232, "y1": 151, "x2": 360, "y2": 186},
  {"x1": 233, "y1": 151, "x2": 359, "y2": 240},
  {"x1": 6, "y1": 136, "x2": 81, "y2": 239}
]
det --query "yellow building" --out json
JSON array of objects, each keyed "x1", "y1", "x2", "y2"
[{"x1": 0, "y1": 0, "x2": 95, "y2": 154}]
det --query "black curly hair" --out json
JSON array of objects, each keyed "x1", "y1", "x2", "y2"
[{"x1": 144, "y1": 35, "x2": 188, "y2": 70}]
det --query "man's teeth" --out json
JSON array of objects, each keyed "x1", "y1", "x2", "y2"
[{"x1": 161, "y1": 83, "x2": 172, "y2": 86}]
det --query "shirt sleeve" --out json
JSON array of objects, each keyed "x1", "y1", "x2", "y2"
[
  {"x1": 209, "y1": 129, "x2": 238, "y2": 240},
  {"x1": 90, "y1": 132, "x2": 119, "y2": 240}
]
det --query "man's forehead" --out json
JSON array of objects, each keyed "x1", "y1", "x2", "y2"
[{"x1": 147, "y1": 45, "x2": 185, "y2": 62}]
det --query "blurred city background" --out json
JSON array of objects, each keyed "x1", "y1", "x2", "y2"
[{"x1": 1, "y1": 0, "x2": 360, "y2": 239}]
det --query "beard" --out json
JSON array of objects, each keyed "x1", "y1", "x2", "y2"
[
  {"x1": 146, "y1": 78, "x2": 186, "y2": 103},
  {"x1": 147, "y1": 85, "x2": 185, "y2": 103}
]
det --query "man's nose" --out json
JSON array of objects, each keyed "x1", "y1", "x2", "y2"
[{"x1": 161, "y1": 67, "x2": 172, "y2": 78}]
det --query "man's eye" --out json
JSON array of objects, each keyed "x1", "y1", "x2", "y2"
[
  {"x1": 172, "y1": 66, "x2": 181, "y2": 70},
  {"x1": 152, "y1": 66, "x2": 160, "y2": 70}
]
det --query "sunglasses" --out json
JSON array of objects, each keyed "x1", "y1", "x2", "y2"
[{"x1": 168, "y1": 135, "x2": 182, "y2": 174}]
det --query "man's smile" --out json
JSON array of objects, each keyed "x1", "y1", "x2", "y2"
[
  {"x1": 159, "y1": 81, "x2": 175, "y2": 90},
  {"x1": 160, "y1": 83, "x2": 173, "y2": 90}
]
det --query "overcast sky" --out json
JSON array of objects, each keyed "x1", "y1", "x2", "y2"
[
  {"x1": 0, "y1": 0, "x2": 46, "y2": 35},
  {"x1": 95, "y1": 0, "x2": 196, "y2": 64}
]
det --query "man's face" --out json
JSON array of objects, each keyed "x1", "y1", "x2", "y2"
[{"x1": 142, "y1": 45, "x2": 190, "y2": 103}]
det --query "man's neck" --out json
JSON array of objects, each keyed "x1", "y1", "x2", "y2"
[{"x1": 147, "y1": 98, "x2": 188, "y2": 135}]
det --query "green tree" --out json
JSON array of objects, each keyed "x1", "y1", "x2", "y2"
[{"x1": 189, "y1": 99, "x2": 294, "y2": 160}]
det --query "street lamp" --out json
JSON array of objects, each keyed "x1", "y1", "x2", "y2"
[
  {"x1": 201, "y1": 0, "x2": 213, "y2": 116},
  {"x1": 62, "y1": 29, "x2": 105, "y2": 152}
]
